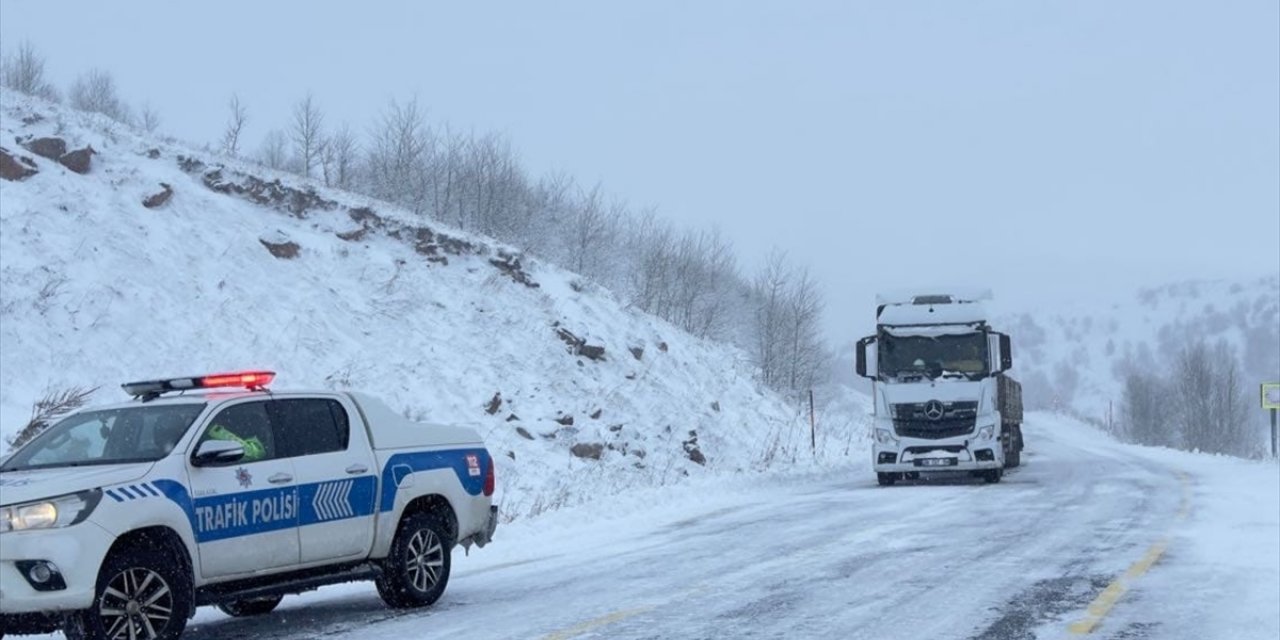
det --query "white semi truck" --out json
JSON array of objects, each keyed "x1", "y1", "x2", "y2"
[{"x1": 855, "y1": 291, "x2": 1023, "y2": 485}]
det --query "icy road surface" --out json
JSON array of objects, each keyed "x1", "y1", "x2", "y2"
[{"x1": 28, "y1": 415, "x2": 1280, "y2": 639}]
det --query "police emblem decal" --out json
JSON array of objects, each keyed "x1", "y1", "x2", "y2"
[{"x1": 235, "y1": 467, "x2": 253, "y2": 488}]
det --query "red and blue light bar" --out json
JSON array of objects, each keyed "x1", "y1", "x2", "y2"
[{"x1": 122, "y1": 371, "x2": 276, "y2": 398}]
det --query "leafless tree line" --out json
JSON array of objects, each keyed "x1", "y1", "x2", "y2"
[
  {"x1": 0, "y1": 42, "x2": 832, "y2": 396},
  {"x1": 1, "y1": 41, "x2": 158, "y2": 132},
  {"x1": 1120, "y1": 338, "x2": 1257, "y2": 457}
]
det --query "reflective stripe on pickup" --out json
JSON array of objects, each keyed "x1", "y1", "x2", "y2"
[{"x1": 379, "y1": 448, "x2": 491, "y2": 512}]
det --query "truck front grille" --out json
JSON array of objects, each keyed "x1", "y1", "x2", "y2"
[{"x1": 892, "y1": 401, "x2": 978, "y2": 439}]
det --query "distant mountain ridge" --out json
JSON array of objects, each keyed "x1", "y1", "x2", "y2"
[{"x1": 1003, "y1": 275, "x2": 1279, "y2": 442}]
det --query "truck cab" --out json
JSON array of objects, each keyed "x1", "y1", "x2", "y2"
[{"x1": 855, "y1": 291, "x2": 1023, "y2": 485}]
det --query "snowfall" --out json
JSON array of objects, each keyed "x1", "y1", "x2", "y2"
[{"x1": 1, "y1": 94, "x2": 1277, "y2": 639}]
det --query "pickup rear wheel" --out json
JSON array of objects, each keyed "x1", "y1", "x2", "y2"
[
  {"x1": 216, "y1": 595, "x2": 284, "y2": 617},
  {"x1": 377, "y1": 511, "x2": 452, "y2": 608},
  {"x1": 64, "y1": 546, "x2": 192, "y2": 640}
]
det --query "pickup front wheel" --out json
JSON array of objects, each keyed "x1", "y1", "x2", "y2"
[
  {"x1": 64, "y1": 546, "x2": 192, "y2": 640},
  {"x1": 377, "y1": 511, "x2": 452, "y2": 608}
]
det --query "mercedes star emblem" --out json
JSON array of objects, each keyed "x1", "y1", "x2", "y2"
[{"x1": 924, "y1": 400, "x2": 945, "y2": 421}]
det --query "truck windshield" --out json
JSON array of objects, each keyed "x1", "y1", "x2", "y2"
[
  {"x1": 879, "y1": 332, "x2": 989, "y2": 380},
  {"x1": 0, "y1": 403, "x2": 206, "y2": 472}
]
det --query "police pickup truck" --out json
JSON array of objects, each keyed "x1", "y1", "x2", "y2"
[{"x1": 0, "y1": 371, "x2": 498, "y2": 640}]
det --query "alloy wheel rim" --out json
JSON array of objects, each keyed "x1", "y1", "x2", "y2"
[
  {"x1": 98, "y1": 567, "x2": 173, "y2": 640},
  {"x1": 405, "y1": 528, "x2": 444, "y2": 593}
]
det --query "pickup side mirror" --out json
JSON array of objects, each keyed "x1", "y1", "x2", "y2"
[
  {"x1": 855, "y1": 336, "x2": 877, "y2": 378},
  {"x1": 192, "y1": 440, "x2": 245, "y2": 467}
]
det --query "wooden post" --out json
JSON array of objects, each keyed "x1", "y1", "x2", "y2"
[{"x1": 809, "y1": 390, "x2": 817, "y2": 455}]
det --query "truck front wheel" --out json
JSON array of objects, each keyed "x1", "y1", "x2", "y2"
[
  {"x1": 876, "y1": 473, "x2": 898, "y2": 486},
  {"x1": 64, "y1": 546, "x2": 193, "y2": 640},
  {"x1": 377, "y1": 511, "x2": 452, "y2": 608}
]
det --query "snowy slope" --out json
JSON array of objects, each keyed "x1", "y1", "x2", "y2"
[
  {"x1": 1002, "y1": 277, "x2": 1280, "y2": 435},
  {"x1": 0, "y1": 94, "x2": 873, "y2": 521}
]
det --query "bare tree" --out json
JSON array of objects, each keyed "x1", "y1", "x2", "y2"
[
  {"x1": 259, "y1": 129, "x2": 289, "y2": 171},
  {"x1": 139, "y1": 103, "x2": 162, "y2": 133},
  {"x1": 784, "y1": 265, "x2": 825, "y2": 391},
  {"x1": 7, "y1": 386, "x2": 99, "y2": 451},
  {"x1": 291, "y1": 92, "x2": 325, "y2": 178},
  {"x1": 1208, "y1": 340, "x2": 1253, "y2": 456},
  {"x1": 520, "y1": 171, "x2": 575, "y2": 256},
  {"x1": 69, "y1": 69, "x2": 133, "y2": 123},
  {"x1": 1172, "y1": 340, "x2": 1217, "y2": 452},
  {"x1": 326, "y1": 123, "x2": 360, "y2": 190},
  {"x1": 221, "y1": 94, "x2": 248, "y2": 157},
  {"x1": 627, "y1": 210, "x2": 677, "y2": 317},
  {"x1": 366, "y1": 97, "x2": 430, "y2": 212},
  {"x1": 1121, "y1": 371, "x2": 1168, "y2": 446},
  {"x1": 753, "y1": 249, "x2": 792, "y2": 388},
  {"x1": 1, "y1": 40, "x2": 59, "y2": 101},
  {"x1": 565, "y1": 183, "x2": 614, "y2": 276}
]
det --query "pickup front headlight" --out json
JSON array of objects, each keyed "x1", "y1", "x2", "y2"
[
  {"x1": 875, "y1": 428, "x2": 898, "y2": 445},
  {"x1": 0, "y1": 490, "x2": 102, "y2": 533},
  {"x1": 977, "y1": 425, "x2": 996, "y2": 441}
]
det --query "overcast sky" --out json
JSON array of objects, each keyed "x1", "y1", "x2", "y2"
[{"x1": 2, "y1": 1, "x2": 1277, "y2": 344}]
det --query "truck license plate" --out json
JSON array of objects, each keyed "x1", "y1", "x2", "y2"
[{"x1": 917, "y1": 457, "x2": 957, "y2": 468}]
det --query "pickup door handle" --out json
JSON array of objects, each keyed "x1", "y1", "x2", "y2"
[
  {"x1": 346, "y1": 464, "x2": 369, "y2": 475},
  {"x1": 268, "y1": 473, "x2": 293, "y2": 484}
]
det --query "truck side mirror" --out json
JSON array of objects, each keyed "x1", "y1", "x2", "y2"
[
  {"x1": 192, "y1": 440, "x2": 245, "y2": 467},
  {"x1": 856, "y1": 336, "x2": 877, "y2": 378},
  {"x1": 999, "y1": 333, "x2": 1013, "y2": 372}
]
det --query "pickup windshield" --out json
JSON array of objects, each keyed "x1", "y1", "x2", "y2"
[
  {"x1": 878, "y1": 332, "x2": 989, "y2": 381},
  {"x1": 0, "y1": 403, "x2": 206, "y2": 471}
]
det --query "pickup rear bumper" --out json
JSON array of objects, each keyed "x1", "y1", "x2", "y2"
[{"x1": 467, "y1": 506, "x2": 499, "y2": 548}]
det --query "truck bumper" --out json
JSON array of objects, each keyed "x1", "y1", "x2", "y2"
[
  {"x1": 0, "y1": 521, "x2": 115, "y2": 615},
  {"x1": 872, "y1": 423, "x2": 1003, "y2": 474}
]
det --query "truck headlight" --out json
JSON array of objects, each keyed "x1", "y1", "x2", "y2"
[
  {"x1": 977, "y1": 425, "x2": 995, "y2": 441},
  {"x1": 875, "y1": 429, "x2": 898, "y2": 445},
  {"x1": 0, "y1": 490, "x2": 102, "y2": 533}
]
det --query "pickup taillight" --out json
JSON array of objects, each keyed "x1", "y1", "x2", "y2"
[{"x1": 483, "y1": 457, "x2": 495, "y2": 497}]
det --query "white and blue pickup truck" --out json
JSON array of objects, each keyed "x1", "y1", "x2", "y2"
[{"x1": 0, "y1": 371, "x2": 498, "y2": 640}]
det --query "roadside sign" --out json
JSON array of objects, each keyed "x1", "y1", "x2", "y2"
[{"x1": 1263, "y1": 383, "x2": 1280, "y2": 410}]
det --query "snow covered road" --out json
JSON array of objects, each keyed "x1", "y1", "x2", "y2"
[{"x1": 27, "y1": 414, "x2": 1280, "y2": 639}]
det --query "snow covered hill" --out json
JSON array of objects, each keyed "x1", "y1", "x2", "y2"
[
  {"x1": 1003, "y1": 276, "x2": 1280, "y2": 441},
  {"x1": 0, "y1": 94, "x2": 871, "y2": 521}
]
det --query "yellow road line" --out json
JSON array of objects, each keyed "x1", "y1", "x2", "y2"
[
  {"x1": 1067, "y1": 472, "x2": 1192, "y2": 635},
  {"x1": 539, "y1": 606, "x2": 655, "y2": 640},
  {"x1": 1124, "y1": 540, "x2": 1168, "y2": 579}
]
